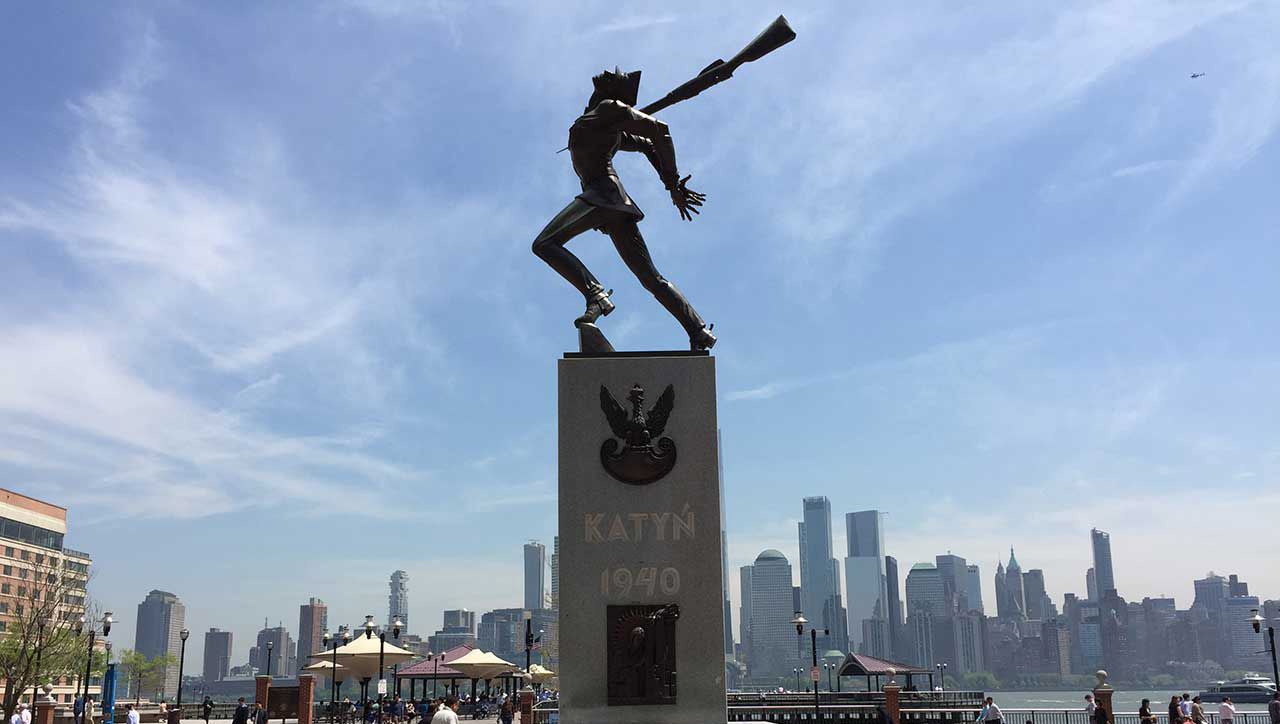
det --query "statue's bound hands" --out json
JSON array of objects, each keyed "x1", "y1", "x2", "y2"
[{"x1": 669, "y1": 175, "x2": 706, "y2": 221}]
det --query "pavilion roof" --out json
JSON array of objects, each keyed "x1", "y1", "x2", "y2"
[
  {"x1": 394, "y1": 644, "x2": 477, "y2": 678},
  {"x1": 837, "y1": 652, "x2": 931, "y2": 677}
]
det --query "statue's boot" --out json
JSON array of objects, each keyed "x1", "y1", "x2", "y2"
[
  {"x1": 575, "y1": 287, "x2": 615, "y2": 328},
  {"x1": 690, "y1": 323, "x2": 716, "y2": 351}
]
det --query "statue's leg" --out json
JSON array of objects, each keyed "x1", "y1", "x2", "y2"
[
  {"x1": 532, "y1": 198, "x2": 609, "y2": 297},
  {"x1": 606, "y1": 220, "x2": 715, "y2": 349}
]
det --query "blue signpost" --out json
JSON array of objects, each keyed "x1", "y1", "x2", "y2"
[{"x1": 102, "y1": 664, "x2": 118, "y2": 724}]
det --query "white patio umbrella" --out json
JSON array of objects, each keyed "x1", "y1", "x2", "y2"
[
  {"x1": 527, "y1": 664, "x2": 556, "y2": 684},
  {"x1": 303, "y1": 660, "x2": 350, "y2": 684},
  {"x1": 445, "y1": 649, "x2": 518, "y2": 681},
  {"x1": 309, "y1": 632, "x2": 416, "y2": 681}
]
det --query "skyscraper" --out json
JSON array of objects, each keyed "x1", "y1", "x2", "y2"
[
  {"x1": 1005, "y1": 549, "x2": 1025, "y2": 618},
  {"x1": 254, "y1": 621, "x2": 293, "y2": 676},
  {"x1": 905, "y1": 563, "x2": 945, "y2": 616},
  {"x1": 135, "y1": 590, "x2": 186, "y2": 697},
  {"x1": 297, "y1": 598, "x2": 327, "y2": 678},
  {"x1": 551, "y1": 536, "x2": 560, "y2": 610},
  {"x1": 203, "y1": 628, "x2": 233, "y2": 682},
  {"x1": 738, "y1": 565, "x2": 754, "y2": 669},
  {"x1": 994, "y1": 562, "x2": 1009, "y2": 618},
  {"x1": 844, "y1": 510, "x2": 886, "y2": 653},
  {"x1": 524, "y1": 541, "x2": 546, "y2": 610},
  {"x1": 964, "y1": 564, "x2": 984, "y2": 614},
  {"x1": 935, "y1": 554, "x2": 967, "y2": 615},
  {"x1": 1091, "y1": 528, "x2": 1116, "y2": 597},
  {"x1": 389, "y1": 570, "x2": 410, "y2": 631},
  {"x1": 747, "y1": 549, "x2": 796, "y2": 682},
  {"x1": 885, "y1": 556, "x2": 904, "y2": 660},
  {"x1": 799, "y1": 497, "x2": 843, "y2": 650},
  {"x1": 1086, "y1": 568, "x2": 1098, "y2": 602},
  {"x1": 1023, "y1": 570, "x2": 1048, "y2": 621},
  {"x1": 720, "y1": 433, "x2": 733, "y2": 656}
]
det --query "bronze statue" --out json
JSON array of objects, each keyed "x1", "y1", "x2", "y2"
[{"x1": 533, "y1": 16, "x2": 796, "y2": 352}]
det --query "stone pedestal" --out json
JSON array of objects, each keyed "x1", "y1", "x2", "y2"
[
  {"x1": 299, "y1": 675, "x2": 316, "y2": 724},
  {"x1": 519, "y1": 688, "x2": 534, "y2": 724},
  {"x1": 1093, "y1": 687, "x2": 1113, "y2": 723},
  {"x1": 558, "y1": 352, "x2": 725, "y2": 724},
  {"x1": 34, "y1": 700, "x2": 56, "y2": 724},
  {"x1": 883, "y1": 684, "x2": 901, "y2": 724},
  {"x1": 255, "y1": 676, "x2": 271, "y2": 708}
]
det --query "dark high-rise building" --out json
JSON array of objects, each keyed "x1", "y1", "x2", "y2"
[
  {"x1": 203, "y1": 628, "x2": 233, "y2": 682},
  {"x1": 995, "y1": 562, "x2": 1009, "y2": 618},
  {"x1": 297, "y1": 598, "x2": 327, "y2": 678},
  {"x1": 905, "y1": 563, "x2": 945, "y2": 616},
  {"x1": 738, "y1": 565, "x2": 754, "y2": 670},
  {"x1": 965, "y1": 564, "x2": 984, "y2": 615},
  {"x1": 1023, "y1": 569, "x2": 1048, "y2": 621},
  {"x1": 799, "y1": 497, "x2": 843, "y2": 651},
  {"x1": 524, "y1": 541, "x2": 546, "y2": 610},
  {"x1": 1090, "y1": 528, "x2": 1116, "y2": 597},
  {"x1": 885, "y1": 556, "x2": 904, "y2": 660},
  {"x1": 935, "y1": 554, "x2": 967, "y2": 615},
  {"x1": 1087, "y1": 568, "x2": 1098, "y2": 602},
  {"x1": 1227, "y1": 574, "x2": 1249, "y2": 597},
  {"x1": 429, "y1": 609, "x2": 477, "y2": 652},
  {"x1": 1005, "y1": 549, "x2": 1025, "y2": 618},
  {"x1": 254, "y1": 622, "x2": 293, "y2": 677},
  {"x1": 135, "y1": 590, "x2": 185, "y2": 697}
]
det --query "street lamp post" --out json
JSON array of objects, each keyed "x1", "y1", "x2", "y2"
[
  {"x1": 524, "y1": 611, "x2": 534, "y2": 673},
  {"x1": 76, "y1": 613, "x2": 112, "y2": 710},
  {"x1": 34, "y1": 618, "x2": 46, "y2": 697},
  {"x1": 175, "y1": 628, "x2": 190, "y2": 721},
  {"x1": 377, "y1": 617, "x2": 403, "y2": 724},
  {"x1": 793, "y1": 668, "x2": 800, "y2": 692},
  {"x1": 935, "y1": 663, "x2": 947, "y2": 691},
  {"x1": 266, "y1": 640, "x2": 274, "y2": 677},
  {"x1": 791, "y1": 612, "x2": 827, "y2": 724},
  {"x1": 1250, "y1": 609, "x2": 1279, "y2": 689},
  {"x1": 825, "y1": 663, "x2": 833, "y2": 692}
]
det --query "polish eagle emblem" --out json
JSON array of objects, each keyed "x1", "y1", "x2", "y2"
[{"x1": 599, "y1": 383, "x2": 677, "y2": 485}]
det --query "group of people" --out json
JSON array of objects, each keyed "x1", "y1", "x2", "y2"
[
  {"x1": 975, "y1": 691, "x2": 1280, "y2": 724},
  {"x1": 317, "y1": 693, "x2": 518, "y2": 724}
]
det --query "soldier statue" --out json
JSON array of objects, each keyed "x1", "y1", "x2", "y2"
[{"x1": 532, "y1": 68, "x2": 716, "y2": 351}]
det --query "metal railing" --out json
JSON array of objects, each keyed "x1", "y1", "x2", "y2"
[{"x1": 533, "y1": 706, "x2": 1279, "y2": 724}]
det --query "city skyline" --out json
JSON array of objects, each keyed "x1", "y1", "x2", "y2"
[{"x1": 3, "y1": 0, "x2": 1279, "y2": 681}]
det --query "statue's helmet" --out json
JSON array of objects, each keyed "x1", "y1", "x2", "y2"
[{"x1": 588, "y1": 67, "x2": 641, "y2": 108}]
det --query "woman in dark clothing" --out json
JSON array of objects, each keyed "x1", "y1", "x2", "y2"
[
  {"x1": 1139, "y1": 699, "x2": 1154, "y2": 724},
  {"x1": 1093, "y1": 705, "x2": 1110, "y2": 724},
  {"x1": 1168, "y1": 697, "x2": 1183, "y2": 724}
]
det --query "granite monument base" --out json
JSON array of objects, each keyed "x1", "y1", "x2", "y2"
[{"x1": 558, "y1": 351, "x2": 726, "y2": 724}]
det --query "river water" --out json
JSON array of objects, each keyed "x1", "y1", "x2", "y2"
[{"x1": 989, "y1": 691, "x2": 1269, "y2": 714}]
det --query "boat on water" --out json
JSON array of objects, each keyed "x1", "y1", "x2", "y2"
[{"x1": 1198, "y1": 675, "x2": 1278, "y2": 703}]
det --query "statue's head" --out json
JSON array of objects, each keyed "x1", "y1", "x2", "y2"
[{"x1": 588, "y1": 67, "x2": 641, "y2": 109}]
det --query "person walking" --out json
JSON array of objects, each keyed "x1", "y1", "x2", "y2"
[
  {"x1": 11, "y1": 705, "x2": 25, "y2": 724},
  {"x1": 1139, "y1": 699, "x2": 1154, "y2": 724},
  {"x1": 977, "y1": 697, "x2": 1003, "y2": 724},
  {"x1": 1219, "y1": 696, "x2": 1236, "y2": 724},
  {"x1": 1093, "y1": 704, "x2": 1109, "y2": 724},
  {"x1": 232, "y1": 698, "x2": 249, "y2": 724},
  {"x1": 1180, "y1": 694, "x2": 1193, "y2": 721},
  {"x1": 126, "y1": 704, "x2": 140, "y2": 724},
  {"x1": 253, "y1": 702, "x2": 268, "y2": 724},
  {"x1": 1168, "y1": 696, "x2": 1183, "y2": 724},
  {"x1": 499, "y1": 698, "x2": 514, "y2": 724},
  {"x1": 74, "y1": 694, "x2": 85, "y2": 724},
  {"x1": 1190, "y1": 697, "x2": 1205, "y2": 724},
  {"x1": 1086, "y1": 695, "x2": 1096, "y2": 720},
  {"x1": 19, "y1": 703, "x2": 31, "y2": 724},
  {"x1": 82, "y1": 697, "x2": 94, "y2": 724},
  {"x1": 202, "y1": 696, "x2": 214, "y2": 724},
  {"x1": 430, "y1": 697, "x2": 459, "y2": 724},
  {"x1": 1269, "y1": 693, "x2": 1280, "y2": 724}
]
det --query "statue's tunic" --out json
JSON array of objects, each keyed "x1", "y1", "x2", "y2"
[{"x1": 568, "y1": 100, "x2": 675, "y2": 221}]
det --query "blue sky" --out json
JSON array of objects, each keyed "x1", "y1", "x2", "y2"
[{"x1": 2, "y1": 1, "x2": 1279, "y2": 673}]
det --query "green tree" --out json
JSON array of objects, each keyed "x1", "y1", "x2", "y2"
[
  {"x1": 0, "y1": 558, "x2": 105, "y2": 719},
  {"x1": 117, "y1": 650, "x2": 177, "y2": 703}
]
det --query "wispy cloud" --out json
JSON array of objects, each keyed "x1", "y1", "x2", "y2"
[
  {"x1": 1112, "y1": 159, "x2": 1179, "y2": 177},
  {"x1": 588, "y1": 14, "x2": 679, "y2": 36}
]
